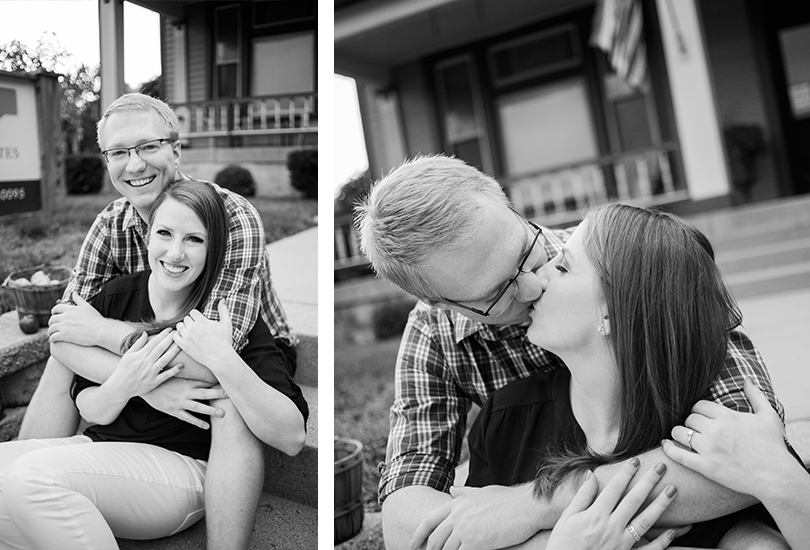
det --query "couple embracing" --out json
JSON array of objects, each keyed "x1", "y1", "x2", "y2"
[
  {"x1": 357, "y1": 156, "x2": 809, "y2": 550},
  {"x1": 0, "y1": 93, "x2": 308, "y2": 549}
]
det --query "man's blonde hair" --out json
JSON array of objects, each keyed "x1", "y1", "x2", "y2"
[
  {"x1": 355, "y1": 155, "x2": 509, "y2": 300},
  {"x1": 97, "y1": 93, "x2": 180, "y2": 148}
]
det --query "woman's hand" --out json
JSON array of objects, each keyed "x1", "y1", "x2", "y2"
[
  {"x1": 545, "y1": 459, "x2": 678, "y2": 550},
  {"x1": 172, "y1": 301, "x2": 236, "y2": 374},
  {"x1": 105, "y1": 328, "x2": 185, "y2": 398},
  {"x1": 662, "y1": 378, "x2": 793, "y2": 499}
]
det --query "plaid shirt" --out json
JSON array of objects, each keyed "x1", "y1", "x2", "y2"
[
  {"x1": 62, "y1": 177, "x2": 294, "y2": 350},
  {"x1": 378, "y1": 227, "x2": 782, "y2": 503}
]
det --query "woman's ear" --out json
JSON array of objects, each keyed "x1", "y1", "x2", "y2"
[{"x1": 601, "y1": 315, "x2": 611, "y2": 337}]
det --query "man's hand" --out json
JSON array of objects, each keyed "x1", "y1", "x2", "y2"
[
  {"x1": 663, "y1": 378, "x2": 795, "y2": 499},
  {"x1": 411, "y1": 484, "x2": 548, "y2": 550},
  {"x1": 48, "y1": 292, "x2": 132, "y2": 352},
  {"x1": 141, "y1": 378, "x2": 228, "y2": 430},
  {"x1": 173, "y1": 302, "x2": 235, "y2": 375},
  {"x1": 48, "y1": 292, "x2": 105, "y2": 345}
]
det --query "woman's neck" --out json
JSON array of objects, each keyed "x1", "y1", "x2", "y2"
[
  {"x1": 148, "y1": 273, "x2": 191, "y2": 322},
  {"x1": 563, "y1": 347, "x2": 623, "y2": 455}
]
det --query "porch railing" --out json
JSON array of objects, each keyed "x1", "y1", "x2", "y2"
[
  {"x1": 335, "y1": 214, "x2": 365, "y2": 270},
  {"x1": 173, "y1": 93, "x2": 318, "y2": 142},
  {"x1": 508, "y1": 142, "x2": 686, "y2": 226},
  {"x1": 334, "y1": 142, "x2": 686, "y2": 271}
]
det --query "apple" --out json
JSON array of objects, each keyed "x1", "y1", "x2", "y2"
[{"x1": 19, "y1": 314, "x2": 40, "y2": 334}]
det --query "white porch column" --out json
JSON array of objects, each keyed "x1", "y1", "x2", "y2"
[
  {"x1": 98, "y1": 0, "x2": 126, "y2": 112},
  {"x1": 655, "y1": 0, "x2": 729, "y2": 200}
]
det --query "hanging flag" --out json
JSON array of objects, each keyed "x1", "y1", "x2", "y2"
[{"x1": 591, "y1": 0, "x2": 648, "y2": 92}]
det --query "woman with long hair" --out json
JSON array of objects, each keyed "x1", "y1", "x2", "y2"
[
  {"x1": 464, "y1": 203, "x2": 800, "y2": 548},
  {"x1": 0, "y1": 180, "x2": 307, "y2": 549}
]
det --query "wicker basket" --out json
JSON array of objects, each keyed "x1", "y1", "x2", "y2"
[
  {"x1": 335, "y1": 437, "x2": 364, "y2": 544},
  {"x1": 2, "y1": 265, "x2": 71, "y2": 327}
]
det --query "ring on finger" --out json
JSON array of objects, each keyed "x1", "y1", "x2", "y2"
[
  {"x1": 626, "y1": 524, "x2": 641, "y2": 542},
  {"x1": 154, "y1": 361, "x2": 162, "y2": 371},
  {"x1": 686, "y1": 428, "x2": 695, "y2": 451}
]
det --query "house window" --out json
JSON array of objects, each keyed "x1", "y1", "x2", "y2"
[
  {"x1": 488, "y1": 25, "x2": 581, "y2": 88},
  {"x1": 253, "y1": 0, "x2": 315, "y2": 28},
  {"x1": 497, "y1": 77, "x2": 599, "y2": 176},
  {"x1": 602, "y1": 71, "x2": 659, "y2": 152},
  {"x1": 251, "y1": 31, "x2": 315, "y2": 95},
  {"x1": 780, "y1": 24, "x2": 810, "y2": 119},
  {"x1": 215, "y1": 5, "x2": 241, "y2": 98},
  {"x1": 434, "y1": 55, "x2": 492, "y2": 173}
]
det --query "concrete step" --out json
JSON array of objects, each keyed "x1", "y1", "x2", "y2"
[
  {"x1": 711, "y1": 223, "x2": 810, "y2": 254},
  {"x1": 688, "y1": 194, "x2": 810, "y2": 249},
  {"x1": 262, "y1": 384, "x2": 318, "y2": 507},
  {"x1": 725, "y1": 260, "x2": 810, "y2": 299},
  {"x1": 292, "y1": 329, "x2": 318, "y2": 388},
  {"x1": 116, "y1": 492, "x2": 317, "y2": 550},
  {"x1": 717, "y1": 236, "x2": 810, "y2": 276}
]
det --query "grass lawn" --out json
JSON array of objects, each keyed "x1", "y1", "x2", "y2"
[
  {"x1": 0, "y1": 187, "x2": 316, "y2": 315},
  {"x1": 335, "y1": 336, "x2": 401, "y2": 513},
  {"x1": 335, "y1": 332, "x2": 480, "y2": 515}
]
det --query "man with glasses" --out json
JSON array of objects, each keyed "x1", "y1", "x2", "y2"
[
  {"x1": 18, "y1": 93, "x2": 293, "y2": 550},
  {"x1": 355, "y1": 155, "x2": 782, "y2": 549}
]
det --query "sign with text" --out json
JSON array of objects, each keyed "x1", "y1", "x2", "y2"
[{"x1": 0, "y1": 76, "x2": 42, "y2": 216}]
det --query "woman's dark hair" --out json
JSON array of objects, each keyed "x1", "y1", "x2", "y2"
[
  {"x1": 535, "y1": 202, "x2": 742, "y2": 497},
  {"x1": 121, "y1": 179, "x2": 228, "y2": 352}
]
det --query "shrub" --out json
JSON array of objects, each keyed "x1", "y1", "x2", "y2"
[
  {"x1": 65, "y1": 155, "x2": 105, "y2": 194},
  {"x1": 372, "y1": 298, "x2": 416, "y2": 340},
  {"x1": 214, "y1": 164, "x2": 257, "y2": 197},
  {"x1": 287, "y1": 149, "x2": 317, "y2": 199}
]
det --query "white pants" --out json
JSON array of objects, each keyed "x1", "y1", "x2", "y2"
[{"x1": 0, "y1": 435, "x2": 207, "y2": 550}]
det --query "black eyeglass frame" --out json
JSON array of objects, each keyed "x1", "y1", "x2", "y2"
[
  {"x1": 443, "y1": 209, "x2": 544, "y2": 317},
  {"x1": 101, "y1": 138, "x2": 175, "y2": 164}
]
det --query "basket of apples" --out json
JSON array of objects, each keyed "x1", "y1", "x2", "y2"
[{"x1": 1, "y1": 265, "x2": 71, "y2": 334}]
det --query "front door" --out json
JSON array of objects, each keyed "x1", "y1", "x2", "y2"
[{"x1": 760, "y1": 3, "x2": 810, "y2": 195}]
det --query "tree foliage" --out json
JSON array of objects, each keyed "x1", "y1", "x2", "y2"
[
  {"x1": 335, "y1": 171, "x2": 373, "y2": 218},
  {"x1": 0, "y1": 34, "x2": 101, "y2": 154}
]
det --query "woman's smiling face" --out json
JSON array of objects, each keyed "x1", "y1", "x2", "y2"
[
  {"x1": 527, "y1": 219, "x2": 607, "y2": 355},
  {"x1": 147, "y1": 197, "x2": 208, "y2": 293}
]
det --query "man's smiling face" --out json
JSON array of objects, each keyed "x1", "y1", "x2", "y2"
[{"x1": 100, "y1": 109, "x2": 180, "y2": 221}]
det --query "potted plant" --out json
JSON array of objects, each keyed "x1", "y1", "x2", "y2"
[{"x1": 724, "y1": 124, "x2": 765, "y2": 204}]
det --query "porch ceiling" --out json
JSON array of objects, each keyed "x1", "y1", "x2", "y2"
[
  {"x1": 335, "y1": 0, "x2": 594, "y2": 84},
  {"x1": 128, "y1": 0, "x2": 206, "y2": 21}
]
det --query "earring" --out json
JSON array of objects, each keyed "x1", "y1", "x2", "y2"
[{"x1": 597, "y1": 322, "x2": 605, "y2": 334}]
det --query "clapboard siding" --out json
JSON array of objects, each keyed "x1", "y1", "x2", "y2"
[
  {"x1": 160, "y1": 17, "x2": 175, "y2": 101},
  {"x1": 395, "y1": 61, "x2": 442, "y2": 159},
  {"x1": 186, "y1": 8, "x2": 209, "y2": 102}
]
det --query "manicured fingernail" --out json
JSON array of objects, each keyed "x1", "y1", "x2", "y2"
[
  {"x1": 667, "y1": 529, "x2": 676, "y2": 541},
  {"x1": 584, "y1": 470, "x2": 593, "y2": 480},
  {"x1": 665, "y1": 485, "x2": 678, "y2": 498},
  {"x1": 631, "y1": 457, "x2": 640, "y2": 468},
  {"x1": 655, "y1": 462, "x2": 667, "y2": 475}
]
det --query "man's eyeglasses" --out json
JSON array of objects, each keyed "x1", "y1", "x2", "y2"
[
  {"x1": 444, "y1": 209, "x2": 544, "y2": 318},
  {"x1": 101, "y1": 138, "x2": 174, "y2": 164}
]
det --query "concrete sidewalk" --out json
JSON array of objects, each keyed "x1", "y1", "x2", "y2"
[
  {"x1": 266, "y1": 226, "x2": 317, "y2": 337},
  {"x1": 737, "y1": 287, "x2": 810, "y2": 422}
]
